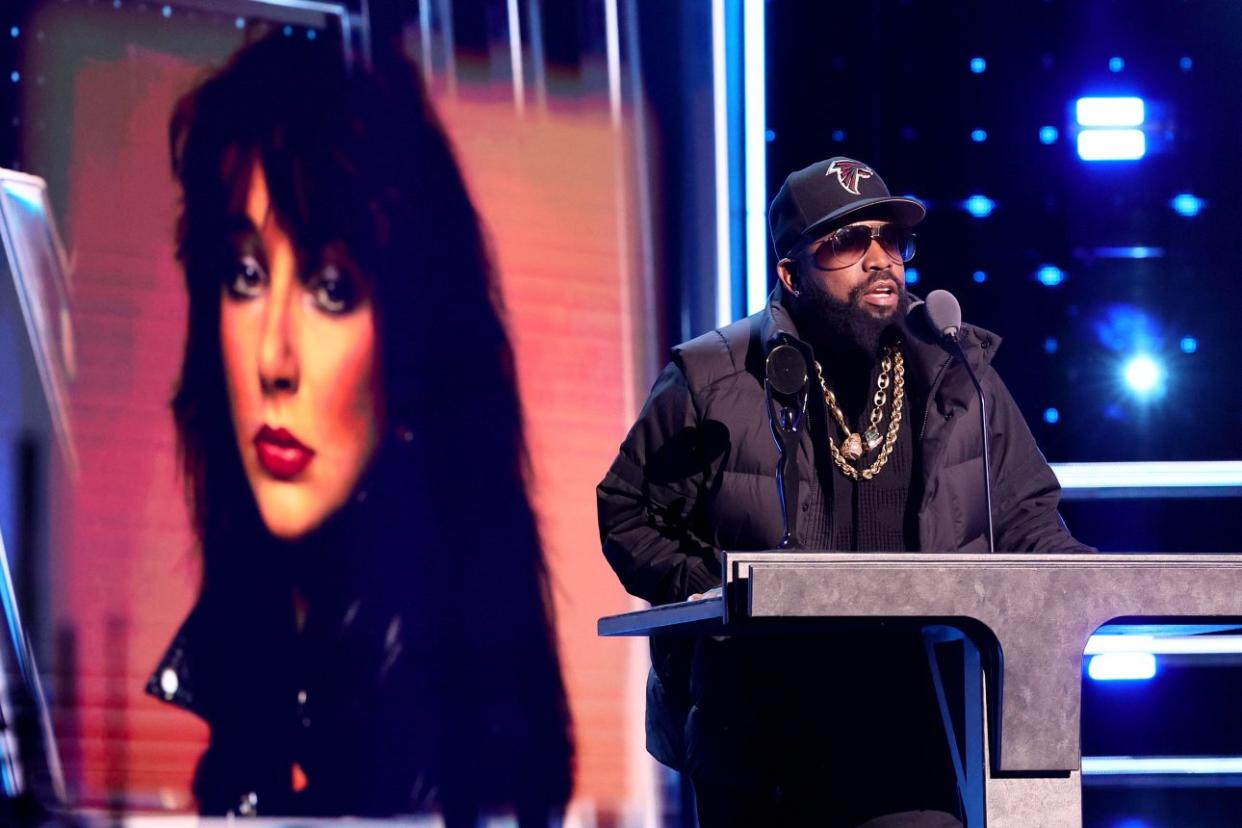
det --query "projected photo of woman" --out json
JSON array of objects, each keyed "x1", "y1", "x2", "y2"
[{"x1": 146, "y1": 31, "x2": 573, "y2": 823}]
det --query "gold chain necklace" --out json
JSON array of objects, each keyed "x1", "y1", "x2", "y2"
[{"x1": 814, "y1": 345, "x2": 905, "y2": 481}]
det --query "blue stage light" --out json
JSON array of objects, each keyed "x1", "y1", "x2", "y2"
[
  {"x1": 1086, "y1": 633, "x2": 1242, "y2": 655},
  {"x1": 1094, "y1": 304, "x2": 1160, "y2": 354},
  {"x1": 307, "y1": 29, "x2": 317, "y2": 40},
  {"x1": 970, "y1": 57, "x2": 986, "y2": 74},
  {"x1": 1123, "y1": 355, "x2": 1163, "y2": 396},
  {"x1": 765, "y1": 129, "x2": 776, "y2": 142},
  {"x1": 1055, "y1": 461, "x2": 1242, "y2": 496},
  {"x1": 964, "y1": 195, "x2": 995, "y2": 218},
  {"x1": 235, "y1": 16, "x2": 245, "y2": 29},
  {"x1": 1039, "y1": 125, "x2": 1058, "y2": 145},
  {"x1": 1055, "y1": 461, "x2": 1242, "y2": 494},
  {"x1": 1036, "y1": 265, "x2": 1064, "y2": 286},
  {"x1": 1092, "y1": 246, "x2": 1163, "y2": 259},
  {"x1": 1087, "y1": 652, "x2": 1156, "y2": 681},
  {"x1": 1044, "y1": 408, "x2": 1060, "y2": 424},
  {"x1": 743, "y1": 0, "x2": 768, "y2": 317},
  {"x1": 1171, "y1": 193, "x2": 1204, "y2": 217},
  {"x1": 832, "y1": 129, "x2": 846, "y2": 143},
  {"x1": 162, "y1": 4, "x2": 172, "y2": 17},
  {"x1": 972, "y1": 270, "x2": 987, "y2": 284},
  {"x1": 1075, "y1": 96, "x2": 1145, "y2": 127},
  {"x1": 1084, "y1": 756, "x2": 1242, "y2": 776},
  {"x1": 905, "y1": 267, "x2": 920, "y2": 285},
  {"x1": 1108, "y1": 56, "x2": 1125, "y2": 73},
  {"x1": 1077, "y1": 129, "x2": 1146, "y2": 161},
  {"x1": 9, "y1": 26, "x2": 18, "y2": 38},
  {"x1": 1181, "y1": 336, "x2": 1198, "y2": 354},
  {"x1": 283, "y1": 24, "x2": 293, "y2": 36},
  {"x1": 1179, "y1": 56, "x2": 1193, "y2": 72},
  {"x1": 971, "y1": 129, "x2": 987, "y2": 143},
  {"x1": 9, "y1": 71, "x2": 17, "y2": 84},
  {"x1": 1044, "y1": 337, "x2": 1058, "y2": 354},
  {"x1": 1105, "y1": 816, "x2": 1156, "y2": 828},
  {"x1": 711, "y1": 0, "x2": 730, "y2": 324}
]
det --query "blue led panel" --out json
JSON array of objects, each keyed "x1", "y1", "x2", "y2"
[
  {"x1": 1077, "y1": 129, "x2": 1146, "y2": 161},
  {"x1": 1075, "y1": 96, "x2": 1145, "y2": 127}
]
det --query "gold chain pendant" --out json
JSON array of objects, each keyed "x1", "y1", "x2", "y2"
[
  {"x1": 862, "y1": 427, "x2": 882, "y2": 451},
  {"x1": 843, "y1": 433, "x2": 863, "y2": 461},
  {"x1": 816, "y1": 347, "x2": 896, "y2": 461},
  {"x1": 820, "y1": 346, "x2": 906, "y2": 481}
]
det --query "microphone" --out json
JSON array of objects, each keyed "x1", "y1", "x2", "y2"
[
  {"x1": 924, "y1": 290, "x2": 995, "y2": 555},
  {"x1": 764, "y1": 343, "x2": 808, "y2": 549},
  {"x1": 924, "y1": 289, "x2": 961, "y2": 341}
]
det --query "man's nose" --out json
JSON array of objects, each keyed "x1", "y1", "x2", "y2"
[
  {"x1": 861, "y1": 234, "x2": 893, "y2": 270},
  {"x1": 258, "y1": 274, "x2": 299, "y2": 394}
]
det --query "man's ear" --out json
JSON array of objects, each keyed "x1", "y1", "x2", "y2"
[{"x1": 776, "y1": 258, "x2": 800, "y2": 296}]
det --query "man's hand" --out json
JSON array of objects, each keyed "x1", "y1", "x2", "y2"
[{"x1": 687, "y1": 586, "x2": 723, "y2": 601}]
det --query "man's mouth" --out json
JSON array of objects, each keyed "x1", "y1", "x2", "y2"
[{"x1": 860, "y1": 280, "x2": 899, "y2": 308}]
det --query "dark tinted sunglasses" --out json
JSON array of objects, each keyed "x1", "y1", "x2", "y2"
[{"x1": 798, "y1": 223, "x2": 916, "y2": 270}]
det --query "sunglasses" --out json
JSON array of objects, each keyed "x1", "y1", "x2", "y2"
[{"x1": 795, "y1": 223, "x2": 916, "y2": 271}]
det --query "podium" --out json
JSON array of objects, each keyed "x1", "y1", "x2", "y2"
[{"x1": 598, "y1": 552, "x2": 1242, "y2": 827}]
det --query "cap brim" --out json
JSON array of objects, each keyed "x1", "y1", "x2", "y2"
[{"x1": 800, "y1": 196, "x2": 926, "y2": 244}]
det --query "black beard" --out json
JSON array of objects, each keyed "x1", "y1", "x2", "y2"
[{"x1": 793, "y1": 272, "x2": 909, "y2": 364}]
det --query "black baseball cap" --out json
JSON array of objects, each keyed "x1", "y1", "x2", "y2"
[{"x1": 768, "y1": 157, "x2": 926, "y2": 258}]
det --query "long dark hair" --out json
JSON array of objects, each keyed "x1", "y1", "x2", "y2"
[{"x1": 168, "y1": 30, "x2": 573, "y2": 817}]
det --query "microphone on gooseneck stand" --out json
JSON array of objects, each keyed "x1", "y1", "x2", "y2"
[
  {"x1": 924, "y1": 290, "x2": 995, "y2": 555},
  {"x1": 764, "y1": 343, "x2": 809, "y2": 549}
]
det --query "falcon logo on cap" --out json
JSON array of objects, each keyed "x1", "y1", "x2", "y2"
[{"x1": 825, "y1": 160, "x2": 873, "y2": 196}]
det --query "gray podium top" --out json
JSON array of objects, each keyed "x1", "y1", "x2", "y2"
[{"x1": 598, "y1": 551, "x2": 1242, "y2": 774}]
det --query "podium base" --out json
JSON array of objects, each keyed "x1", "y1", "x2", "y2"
[
  {"x1": 982, "y1": 676, "x2": 1081, "y2": 828},
  {"x1": 984, "y1": 772, "x2": 1081, "y2": 828}
]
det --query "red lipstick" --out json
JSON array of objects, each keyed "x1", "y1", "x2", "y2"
[{"x1": 253, "y1": 425, "x2": 315, "y2": 479}]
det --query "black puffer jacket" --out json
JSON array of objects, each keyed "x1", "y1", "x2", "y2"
[{"x1": 597, "y1": 291, "x2": 1091, "y2": 766}]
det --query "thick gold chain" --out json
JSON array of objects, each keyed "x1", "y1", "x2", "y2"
[{"x1": 815, "y1": 346, "x2": 905, "y2": 481}]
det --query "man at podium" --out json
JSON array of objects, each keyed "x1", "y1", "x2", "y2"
[{"x1": 597, "y1": 157, "x2": 1091, "y2": 826}]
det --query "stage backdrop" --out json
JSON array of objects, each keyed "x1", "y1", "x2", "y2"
[{"x1": 14, "y1": 0, "x2": 659, "y2": 821}]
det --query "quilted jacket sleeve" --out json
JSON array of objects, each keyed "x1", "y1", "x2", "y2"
[
  {"x1": 597, "y1": 361, "x2": 725, "y2": 606},
  {"x1": 987, "y1": 370, "x2": 1096, "y2": 554}
]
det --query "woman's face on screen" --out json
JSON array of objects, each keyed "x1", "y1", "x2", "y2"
[{"x1": 219, "y1": 161, "x2": 382, "y2": 540}]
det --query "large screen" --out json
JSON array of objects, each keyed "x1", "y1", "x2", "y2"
[{"x1": 7, "y1": 0, "x2": 658, "y2": 820}]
